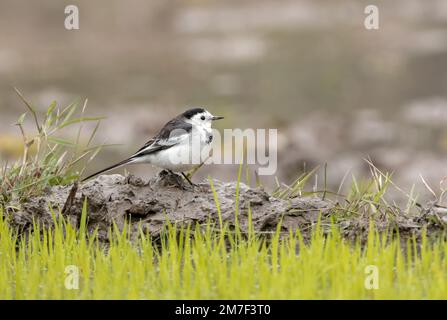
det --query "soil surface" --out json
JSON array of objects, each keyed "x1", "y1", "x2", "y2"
[{"x1": 9, "y1": 171, "x2": 447, "y2": 243}]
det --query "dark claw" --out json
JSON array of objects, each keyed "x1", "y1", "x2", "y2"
[{"x1": 181, "y1": 172, "x2": 198, "y2": 187}]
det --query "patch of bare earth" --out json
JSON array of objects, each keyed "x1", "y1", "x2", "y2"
[{"x1": 8, "y1": 171, "x2": 447, "y2": 244}]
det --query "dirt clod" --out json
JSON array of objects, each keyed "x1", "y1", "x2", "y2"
[
  {"x1": 9, "y1": 171, "x2": 332, "y2": 241},
  {"x1": 8, "y1": 171, "x2": 446, "y2": 243}
]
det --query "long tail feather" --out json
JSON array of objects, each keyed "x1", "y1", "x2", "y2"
[{"x1": 82, "y1": 158, "x2": 135, "y2": 182}]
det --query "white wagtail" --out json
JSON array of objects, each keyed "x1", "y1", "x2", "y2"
[{"x1": 82, "y1": 108, "x2": 224, "y2": 185}]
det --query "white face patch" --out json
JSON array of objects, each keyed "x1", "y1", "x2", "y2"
[{"x1": 187, "y1": 111, "x2": 214, "y2": 128}]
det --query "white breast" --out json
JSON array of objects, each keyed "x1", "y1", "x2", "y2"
[{"x1": 137, "y1": 125, "x2": 212, "y2": 172}]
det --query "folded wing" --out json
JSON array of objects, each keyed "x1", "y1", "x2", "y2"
[{"x1": 131, "y1": 118, "x2": 192, "y2": 158}]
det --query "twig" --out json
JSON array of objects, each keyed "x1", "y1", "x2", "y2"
[
  {"x1": 62, "y1": 181, "x2": 79, "y2": 215},
  {"x1": 322, "y1": 162, "x2": 327, "y2": 201}
]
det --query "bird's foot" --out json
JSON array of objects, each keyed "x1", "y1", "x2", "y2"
[
  {"x1": 181, "y1": 172, "x2": 200, "y2": 188},
  {"x1": 157, "y1": 170, "x2": 195, "y2": 190}
]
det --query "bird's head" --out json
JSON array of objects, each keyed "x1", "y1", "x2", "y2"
[{"x1": 182, "y1": 107, "x2": 224, "y2": 128}]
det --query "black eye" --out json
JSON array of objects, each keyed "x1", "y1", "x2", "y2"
[{"x1": 201, "y1": 116, "x2": 205, "y2": 120}]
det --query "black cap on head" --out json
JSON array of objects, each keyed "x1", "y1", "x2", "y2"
[{"x1": 182, "y1": 107, "x2": 205, "y2": 119}]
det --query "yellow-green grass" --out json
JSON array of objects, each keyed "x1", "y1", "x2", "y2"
[
  {"x1": 1, "y1": 94, "x2": 446, "y2": 299},
  {"x1": 0, "y1": 206, "x2": 446, "y2": 300}
]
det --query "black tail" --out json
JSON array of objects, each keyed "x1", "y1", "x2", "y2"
[{"x1": 82, "y1": 158, "x2": 134, "y2": 182}]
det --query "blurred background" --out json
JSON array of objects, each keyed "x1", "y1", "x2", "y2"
[{"x1": 1, "y1": 0, "x2": 447, "y2": 198}]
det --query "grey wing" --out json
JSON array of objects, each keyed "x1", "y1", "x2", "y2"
[{"x1": 131, "y1": 119, "x2": 192, "y2": 158}]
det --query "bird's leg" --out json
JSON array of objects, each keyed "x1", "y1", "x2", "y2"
[{"x1": 181, "y1": 172, "x2": 196, "y2": 187}]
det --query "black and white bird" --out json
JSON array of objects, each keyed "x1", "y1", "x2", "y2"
[{"x1": 82, "y1": 108, "x2": 224, "y2": 184}]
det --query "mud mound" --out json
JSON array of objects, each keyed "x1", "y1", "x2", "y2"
[
  {"x1": 10, "y1": 171, "x2": 333, "y2": 241},
  {"x1": 9, "y1": 171, "x2": 446, "y2": 243}
]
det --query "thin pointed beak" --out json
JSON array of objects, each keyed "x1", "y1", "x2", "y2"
[{"x1": 212, "y1": 116, "x2": 224, "y2": 121}]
